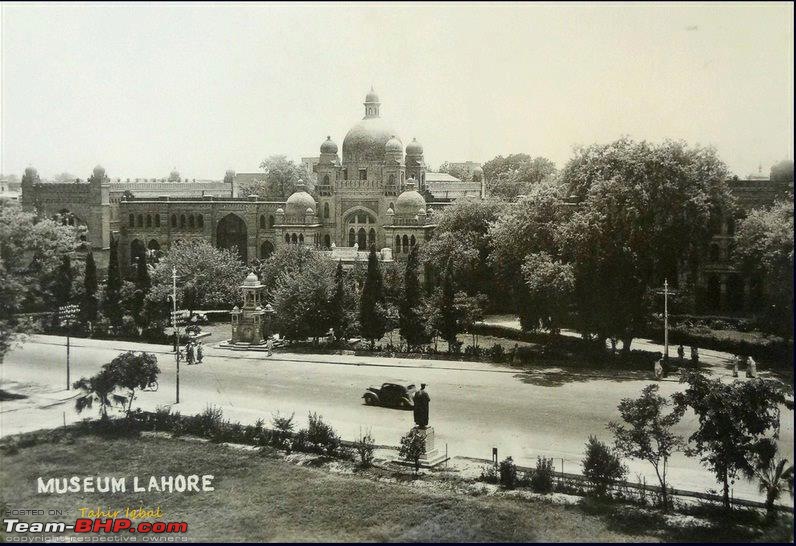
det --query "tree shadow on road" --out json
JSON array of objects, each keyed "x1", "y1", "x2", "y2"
[
  {"x1": 512, "y1": 368, "x2": 713, "y2": 388},
  {"x1": 0, "y1": 389, "x2": 28, "y2": 401}
]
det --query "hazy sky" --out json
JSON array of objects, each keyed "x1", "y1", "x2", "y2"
[{"x1": 1, "y1": 2, "x2": 793, "y2": 180}]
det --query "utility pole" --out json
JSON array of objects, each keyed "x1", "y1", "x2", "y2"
[
  {"x1": 58, "y1": 304, "x2": 79, "y2": 390},
  {"x1": 172, "y1": 267, "x2": 180, "y2": 405},
  {"x1": 664, "y1": 278, "x2": 669, "y2": 363}
]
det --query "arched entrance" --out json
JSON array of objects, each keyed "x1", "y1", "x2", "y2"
[
  {"x1": 130, "y1": 239, "x2": 146, "y2": 265},
  {"x1": 216, "y1": 214, "x2": 248, "y2": 262},
  {"x1": 344, "y1": 209, "x2": 377, "y2": 248},
  {"x1": 706, "y1": 274, "x2": 721, "y2": 311},
  {"x1": 260, "y1": 240, "x2": 274, "y2": 259}
]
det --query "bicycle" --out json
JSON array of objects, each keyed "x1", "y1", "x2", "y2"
[{"x1": 143, "y1": 380, "x2": 159, "y2": 392}]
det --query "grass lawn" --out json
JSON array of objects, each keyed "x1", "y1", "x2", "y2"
[{"x1": 1, "y1": 433, "x2": 652, "y2": 543}]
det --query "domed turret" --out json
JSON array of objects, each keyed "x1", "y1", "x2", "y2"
[
  {"x1": 472, "y1": 165, "x2": 484, "y2": 182},
  {"x1": 285, "y1": 180, "x2": 316, "y2": 219},
  {"x1": 365, "y1": 87, "x2": 379, "y2": 104},
  {"x1": 385, "y1": 135, "x2": 403, "y2": 154},
  {"x1": 243, "y1": 271, "x2": 260, "y2": 287},
  {"x1": 320, "y1": 136, "x2": 338, "y2": 155},
  {"x1": 406, "y1": 138, "x2": 423, "y2": 156},
  {"x1": 395, "y1": 179, "x2": 426, "y2": 216}
]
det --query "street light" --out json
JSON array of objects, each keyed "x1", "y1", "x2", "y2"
[
  {"x1": 653, "y1": 279, "x2": 677, "y2": 364},
  {"x1": 58, "y1": 304, "x2": 80, "y2": 390}
]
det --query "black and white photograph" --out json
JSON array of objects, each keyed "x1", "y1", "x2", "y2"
[{"x1": 0, "y1": 1, "x2": 793, "y2": 542}]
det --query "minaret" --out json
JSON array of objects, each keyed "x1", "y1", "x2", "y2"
[{"x1": 364, "y1": 86, "x2": 381, "y2": 119}]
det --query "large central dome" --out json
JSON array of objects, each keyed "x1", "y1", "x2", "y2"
[
  {"x1": 341, "y1": 88, "x2": 401, "y2": 164},
  {"x1": 342, "y1": 117, "x2": 401, "y2": 163}
]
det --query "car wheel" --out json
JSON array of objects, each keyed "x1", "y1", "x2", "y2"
[{"x1": 364, "y1": 396, "x2": 376, "y2": 406}]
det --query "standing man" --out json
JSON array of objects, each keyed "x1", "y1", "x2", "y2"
[
  {"x1": 654, "y1": 358, "x2": 663, "y2": 381},
  {"x1": 196, "y1": 341, "x2": 204, "y2": 364},
  {"x1": 412, "y1": 384, "x2": 430, "y2": 428},
  {"x1": 677, "y1": 344, "x2": 685, "y2": 366},
  {"x1": 690, "y1": 346, "x2": 699, "y2": 368},
  {"x1": 266, "y1": 336, "x2": 273, "y2": 357},
  {"x1": 746, "y1": 354, "x2": 757, "y2": 378}
]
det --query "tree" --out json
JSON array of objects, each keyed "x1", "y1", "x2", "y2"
[
  {"x1": 482, "y1": 154, "x2": 557, "y2": 201},
  {"x1": 73, "y1": 367, "x2": 126, "y2": 420},
  {"x1": 743, "y1": 439, "x2": 794, "y2": 520},
  {"x1": 359, "y1": 247, "x2": 387, "y2": 348},
  {"x1": 399, "y1": 245, "x2": 428, "y2": 349},
  {"x1": 558, "y1": 138, "x2": 734, "y2": 351},
  {"x1": 272, "y1": 257, "x2": 334, "y2": 341},
  {"x1": 147, "y1": 240, "x2": 248, "y2": 314},
  {"x1": 422, "y1": 198, "x2": 503, "y2": 303},
  {"x1": 734, "y1": 200, "x2": 794, "y2": 338},
  {"x1": 328, "y1": 261, "x2": 359, "y2": 341},
  {"x1": 106, "y1": 351, "x2": 160, "y2": 415},
  {"x1": 488, "y1": 179, "x2": 565, "y2": 330},
  {"x1": 582, "y1": 435, "x2": 628, "y2": 496},
  {"x1": 609, "y1": 385, "x2": 685, "y2": 508},
  {"x1": 51, "y1": 254, "x2": 74, "y2": 308},
  {"x1": 257, "y1": 245, "x2": 319, "y2": 299},
  {"x1": 430, "y1": 263, "x2": 459, "y2": 352},
  {"x1": 770, "y1": 160, "x2": 794, "y2": 184},
  {"x1": 103, "y1": 236, "x2": 123, "y2": 331},
  {"x1": 81, "y1": 252, "x2": 98, "y2": 324},
  {"x1": 0, "y1": 203, "x2": 78, "y2": 357},
  {"x1": 454, "y1": 291, "x2": 488, "y2": 348},
  {"x1": 240, "y1": 155, "x2": 310, "y2": 200},
  {"x1": 399, "y1": 428, "x2": 426, "y2": 474},
  {"x1": 673, "y1": 372, "x2": 794, "y2": 510},
  {"x1": 438, "y1": 161, "x2": 471, "y2": 182},
  {"x1": 521, "y1": 251, "x2": 574, "y2": 334}
]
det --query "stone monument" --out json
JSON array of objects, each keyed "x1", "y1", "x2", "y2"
[
  {"x1": 398, "y1": 383, "x2": 448, "y2": 467},
  {"x1": 229, "y1": 271, "x2": 266, "y2": 346}
]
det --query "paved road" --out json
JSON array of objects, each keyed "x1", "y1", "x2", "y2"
[{"x1": 1, "y1": 335, "x2": 792, "y2": 504}]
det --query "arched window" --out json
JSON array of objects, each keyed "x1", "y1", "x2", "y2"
[
  {"x1": 323, "y1": 174, "x2": 330, "y2": 186},
  {"x1": 188, "y1": 215, "x2": 195, "y2": 229},
  {"x1": 291, "y1": 233, "x2": 297, "y2": 245},
  {"x1": 260, "y1": 241, "x2": 274, "y2": 259},
  {"x1": 129, "y1": 214, "x2": 135, "y2": 228},
  {"x1": 410, "y1": 235, "x2": 416, "y2": 247},
  {"x1": 395, "y1": 235, "x2": 401, "y2": 253},
  {"x1": 368, "y1": 228, "x2": 375, "y2": 247},
  {"x1": 137, "y1": 214, "x2": 144, "y2": 227},
  {"x1": 349, "y1": 228, "x2": 356, "y2": 247},
  {"x1": 324, "y1": 203, "x2": 330, "y2": 219},
  {"x1": 324, "y1": 234, "x2": 331, "y2": 248},
  {"x1": 260, "y1": 215, "x2": 266, "y2": 229},
  {"x1": 268, "y1": 215, "x2": 275, "y2": 228},
  {"x1": 389, "y1": 174, "x2": 395, "y2": 186},
  {"x1": 299, "y1": 233, "x2": 304, "y2": 244},
  {"x1": 155, "y1": 215, "x2": 161, "y2": 227},
  {"x1": 357, "y1": 228, "x2": 367, "y2": 249},
  {"x1": 145, "y1": 215, "x2": 151, "y2": 228},
  {"x1": 180, "y1": 214, "x2": 186, "y2": 228},
  {"x1": 389, "y1": 202, "x2": 394, "y2": 211},
  {"x1": 726, "y1": 217, "x2": 735, "y2": 236},
  {"x1": 402, "y1": 235, "x2": 409, "y2": 254},
  {"x1": 285, "y1": 233, "x2": 290, "y2": 244},
  {"x1": 171, "y1": 214, "x2": 177, "y2": 227},
  {"x1": 197, "y1": 215, "x2": 204, "y2": 228}
]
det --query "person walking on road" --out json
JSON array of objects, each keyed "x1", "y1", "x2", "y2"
[
  {"x1": 732, "y1": 355, "x2": 740, "y2": 378},
  {"x1": 186, "y1": 341, "x2": 195, "y2": 365},
  {"x1": 654, "y1": 358, "x2": 663, "y2": 380},
  {"x1": 266, "y1": 337, "x2": 273, "y2": 357},
  {"x1": 690, "y1": 346, "x2": 699, "y2": 368},
  {"x1": 677, "y1": 344, "x2": 685, "y2": 365},
  {"x1": 196, "y1": 341, "x2": 204, "y2": 364},
  {"x1": 746, "y1": 355, "x2": 757, "y2": 378}
]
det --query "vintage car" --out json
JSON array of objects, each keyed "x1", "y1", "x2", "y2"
[{"x1": 362, "y1": 383, "x2": 416, "y2": 409}]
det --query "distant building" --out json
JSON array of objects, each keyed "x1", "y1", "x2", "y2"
[{"x1": 425, "y1": 171, "x2": 484, "y2": 201}]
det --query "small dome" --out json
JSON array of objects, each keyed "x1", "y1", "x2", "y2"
[
  {"x1": 385, "y1": 135, "x2": 403, "y2": 154},
  {"x1": 365, "y1": 87, "x2": 379, "y2": 103},
  {"x1": 386, "y1": 207, "x2": 395, "y2": 215},
  {"x1": 93, "y1": 165, "x2": 106, "y2": 177},
  {"x1": 275, "y1": 207, "x2": 284, "y2": 214},
  {"x1": 395, "y1": 179, "x2": 426, "y2": 216},
  {"x1": 406, "y1": 138, "x2": 423, "y2": 156},
  {"x1": 243, "y1": 272, "x2": 259, "y2": 286},
  {"x1": 473, "y1": 165, "x2": 483, "y2": 175},
  {"x1": 306, "y1": 207, "x2": 314, "y2": 214},
  {"x1": 320, "y1": 136, "x2": 338, "y2": 154},
  {"x1": 285, "y1": 180, "x2": 316, "y2": 218}
]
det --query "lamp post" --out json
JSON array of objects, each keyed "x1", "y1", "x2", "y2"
[
  {"x1": 171, "y1": 267, "x2": 180, "y2": 404},
  {"x1": 58, "y1": 304, "x2": 80, "y2": 390}
]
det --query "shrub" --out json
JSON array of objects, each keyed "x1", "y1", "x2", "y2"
[
  {"x1": 514, "y1": 345, "x2": 536, "y2": 365},
  {"x1": 479, "y1": 464, "x2": 499, "y2": 484},
  {"x1": 305, "y1": 412, "x2": 340, "y2": 455},
  {"x1": 488, "y1": 343, "x2": 505, "y2": 362},
  {"x1": 530, "y1": 456, "x2": 555, "y2": 493},
  {"x1": 195, "y1": 405, "x2": 224, "y2": 439},
  {"x1": 499, "y1": 456, "x2": 518, "y2": 489},
  {"x1": 582, "y1": 435, "x2": 627, "y2": 496},
  {"x1": 399, "y1": 429, "x2": 426, "y2": 474},
  {"x1": 270, "y1": 412, "x2": 295, "y2": 449},
  {"x1": 354, "y1": 430, "x2": 376, "y2": 468}
]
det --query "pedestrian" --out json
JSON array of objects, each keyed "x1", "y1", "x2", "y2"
[
  {"x1": 690, "y1": 346, "x2": 699, "y2": 367},
  {"x1": 186, "y1": 341, "x2": 195, "y2": 365},
  {"x1": 677, "y1": 344, "x2": 685, "y2": 365},
  {"x1": 732, "y1": 355, "x2": 739, "y2": 378},
  {"x1": 654, "y1": 358, "x2": 663, "y2": 380},
  {"x1": 746, "y1": 355, "x2": 757, "y2": 378},
  {"x1": 196, "y1": 341, "x2": 203, "y2": 364},
  {"x1": 266, "y1": 336, "x2": 273, "y2": 357}
]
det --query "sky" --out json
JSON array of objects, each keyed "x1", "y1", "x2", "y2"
[{"x1": 1, "y1": 2, "x2": 793, "y2": 180}]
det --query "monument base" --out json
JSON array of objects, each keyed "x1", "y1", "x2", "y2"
[{"x1": 393, "y1": 426, "x2": 449, "y2": 468}]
